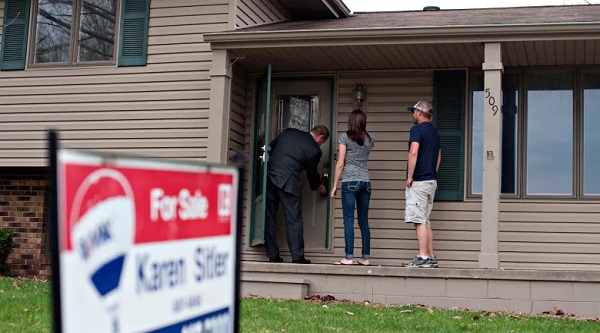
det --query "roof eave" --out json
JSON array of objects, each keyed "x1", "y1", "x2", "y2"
[{"x1": 205, "y1": 22, "x2": 600, "y2": 49}]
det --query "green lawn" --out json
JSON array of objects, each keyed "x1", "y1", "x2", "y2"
[
  {"x1": 1, "y1": 277, "x2": 598, "y2": 333},
  {"x1": 0, "y1": 277, "x2": 51, "y2": 332},
  {"x1": 242, "y1": 297, "x2": 599, "y2": 332}
]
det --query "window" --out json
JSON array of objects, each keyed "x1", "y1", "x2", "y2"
[
  {"x1": 1, "y1": 0, "x2": 149, "y2": 70},
  {"x1": 470, "y1": 71, "x2": 518, "y2": 196},
  {"x1": 583, "y1": 72, "x2": 600, "y2": 196},
  {"x1": 32, "y1": 0, "x2": 118, "y2": 65},
  {"x1": 525, "y1": 71, "x2": 574, "y2": 196},
  {"x1": 468, "y1": 69, "x2": 600, "y2": 199}
]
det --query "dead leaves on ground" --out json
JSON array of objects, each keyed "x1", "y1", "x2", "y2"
[
  {"x1": 545, "y1": 306, "x2": 565, "y2": 316},
  {"x1": 305, "y1": 295, "x2": 337, "y2": 303},
  {"x1": 541, "y1": 307, "x2": 600, "y2": 322},
  {"x1": 244, "y1": 295, "x2": 600, "y2": 322}
]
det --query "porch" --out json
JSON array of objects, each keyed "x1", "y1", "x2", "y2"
[
  {"x1": 203, "y1": 5, "x2": 600, "y2": 281},
  {"x1": 214, "y1": 40, "x2": 600, "y2": 271},
  {"x1": 241, "y1": 262, "x2": 600, "y2": 318}
]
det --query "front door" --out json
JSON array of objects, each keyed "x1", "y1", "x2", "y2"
[{"x1": 249, "y1": 78, "x2": 333, "y2": 252}]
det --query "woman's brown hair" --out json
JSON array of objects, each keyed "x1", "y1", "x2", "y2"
[{"x1": 347, "y1": 109, "x2": 371, "y2": 146}]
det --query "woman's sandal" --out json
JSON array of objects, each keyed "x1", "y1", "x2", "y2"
[{"x1": 333, "y1": 260, "x2": 358, "y2": 265}]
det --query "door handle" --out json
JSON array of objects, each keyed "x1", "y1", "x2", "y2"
[{"x1": 259, "y1": 145, "x2": 268, "y2": 165}]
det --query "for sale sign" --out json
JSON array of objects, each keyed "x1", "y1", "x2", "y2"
[{"x1": 53, "y1": 149, "x2": 240, "y2": 333}]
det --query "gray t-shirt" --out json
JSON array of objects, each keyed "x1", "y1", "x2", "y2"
[{"x1": 338, "y1": 132, "x2": 374, "y2": 182}]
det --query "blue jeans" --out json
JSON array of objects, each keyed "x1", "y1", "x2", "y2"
[{"x1": 342, "y1": 181, "x2": 371, "y2": 260}]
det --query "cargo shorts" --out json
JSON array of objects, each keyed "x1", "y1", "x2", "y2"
[{"x1": 404, "y1": 180, "x2": 437, "y2": 226}]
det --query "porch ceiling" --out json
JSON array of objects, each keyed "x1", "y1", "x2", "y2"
[{"x1": 230, "y1": 40, "x2": 600, "y2": 73}]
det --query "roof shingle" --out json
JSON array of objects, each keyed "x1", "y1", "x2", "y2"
[{"x1": 236, "y1": 5, "x2": 600, "y2": 32}]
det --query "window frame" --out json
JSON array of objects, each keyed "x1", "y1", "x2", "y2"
[
  {"x1": 468, "y1": 66, "x2": 600, "y2": 201},
  {"x1": 28, "y1": 0, "x2": 121, "y2": 67},
  {"x1": 578, "y1": 69, "x2": 600, "y2": 200}
]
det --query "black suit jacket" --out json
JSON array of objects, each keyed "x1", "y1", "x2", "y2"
[{"x1": 267, "y1": 128, "x2": 323, "y2": 195}]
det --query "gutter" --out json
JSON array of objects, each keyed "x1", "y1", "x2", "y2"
[
  {"x1": 329, "y1": 0, "x2": 351, "y2": 17},
  {"x1": 205, "y1": 22, "x2": 600, "y2": 49}
]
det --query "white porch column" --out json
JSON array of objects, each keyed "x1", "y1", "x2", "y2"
[
  {"x1": 478, "y1": 43, "x2": 503, "y2": 269},
  {"x1": 207, "y1": 49, "x2": 232, "y2": 163}
]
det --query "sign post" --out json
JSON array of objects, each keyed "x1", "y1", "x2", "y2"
[{"x1": 48, "y1": 131, "x2": 242, "y2": 333}]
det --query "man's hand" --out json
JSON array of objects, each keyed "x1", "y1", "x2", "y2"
[
  {"x1": 406, "y1": 177, "x2": 413, "y2": 188},
  {"x1": 318, "y1": 184, "x2": 327, "y2": 195}
]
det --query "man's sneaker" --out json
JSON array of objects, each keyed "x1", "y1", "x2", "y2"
[
  {"x1": 402, "y1": 256, "x2": 433, "y2": 268},
  {"x1": 430, "y1": 256, "x2": 438, "y2": 268},
  {"x1": 401, "y1": 257, "x2": 416, "y2": 267}
]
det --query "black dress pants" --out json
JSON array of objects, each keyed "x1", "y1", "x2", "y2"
[{"x1": 264, "y1": 178, "x2": 304, "y2": 261}]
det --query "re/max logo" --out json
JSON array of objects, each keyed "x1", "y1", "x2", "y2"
[{"x1": 78, "y1": 221, "x2": 112, "y2": 260}]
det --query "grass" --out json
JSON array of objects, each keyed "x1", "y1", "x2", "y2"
[
  {"x1": 0, "y1": 277, "x2": 51, "y2": 332},
  {"x1": 1, "y1": 277, "x2": 599, "y2": 333},
  {"x1": 242, "y1": 297, "x2": 600, "y2": 332}
]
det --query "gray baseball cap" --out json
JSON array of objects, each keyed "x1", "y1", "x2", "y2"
[{"x1": 407, "y1": 101, "x2": 433, "y2": 114}]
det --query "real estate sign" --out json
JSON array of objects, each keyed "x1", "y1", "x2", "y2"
[{"x1": 51, "y1": 147, "x2": 240, "y2": 333}]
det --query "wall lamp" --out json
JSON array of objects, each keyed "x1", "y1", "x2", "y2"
[{"x1": 353, "y1": 85, "x2": 367, "y2": 110}]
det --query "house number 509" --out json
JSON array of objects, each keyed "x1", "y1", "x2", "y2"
[{"x1": 484, "y1": 88, "x2": 499, "y2": 116}]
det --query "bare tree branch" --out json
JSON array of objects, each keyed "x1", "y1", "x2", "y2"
[
  {"x1": 81, "y1": 1, "x2": 116, "y2": 23},
  {"x1": 39, "y1": 8, "x2": 114, "y2": 45},
  {"x1": 0, "y1": 12, "x2": 21, "y2": 30}
]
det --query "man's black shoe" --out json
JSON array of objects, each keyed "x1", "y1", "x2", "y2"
[
  {"x1": 269, "y1": 257, "x2": 284, "y2": 263},
  {"x1": 292, "y1": 258, "x2": 311, "y2": 264}
]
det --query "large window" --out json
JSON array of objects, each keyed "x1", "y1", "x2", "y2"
[
  {"x1": 32, "y1": 0, "x2": 117, "y2": 65},
  {"x1": 583, "y1": 72, "x2": 600, "y2": 196},
  {"x1": 469, "y1": 68, "x2": 600, "y2": 199},
  {"x1": 525, "y1": 71, "x2": 574, "y2": 196},
  {"x1": 470, "y1": 72, "x2": 518, "y2": 196}
]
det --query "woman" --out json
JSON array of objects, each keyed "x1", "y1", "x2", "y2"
[{"x1": 331, "y1": 109, "x2": 374, "y2": 266}]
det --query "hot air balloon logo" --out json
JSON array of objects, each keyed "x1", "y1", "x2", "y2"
[{"x1": 70, "y1": 169, "x2": 135, "y2": 333}]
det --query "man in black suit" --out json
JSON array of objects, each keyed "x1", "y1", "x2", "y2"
[{"x1": 265, "y1": 125, "x2": 329, "y2": 264}]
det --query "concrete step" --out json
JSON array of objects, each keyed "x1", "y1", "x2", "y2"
[{"x1": 242, "y1": 275, "x2": 310, "y2": 300}]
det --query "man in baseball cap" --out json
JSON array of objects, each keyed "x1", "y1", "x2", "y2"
[{"x1": 403, "y1": 100, "x2": 442, "y2": 268}]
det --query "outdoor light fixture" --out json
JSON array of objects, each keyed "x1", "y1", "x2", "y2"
[{"x1": 353, "y1": 85, "x2": 367, "y2": 109}]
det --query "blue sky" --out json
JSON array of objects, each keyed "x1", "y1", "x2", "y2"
[{"x1": 343, "y1": 0, "x2": 597, "y2": 12}]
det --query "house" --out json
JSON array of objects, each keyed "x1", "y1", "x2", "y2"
[{"x1": 1, "y1": 0, "x2": 600, "y2": 317}]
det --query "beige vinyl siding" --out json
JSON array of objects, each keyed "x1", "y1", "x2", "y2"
[
  {"x1": 228, "y1": 65, "x2": 250, "y2": 233},
  {"x1": 228, "y1": 66, "x2": 247, "y2": 160},
  {"x1": 240, "y1": 75, "x2": 254, "y2": 250},
  {"x1": 240, "y1": 70, "x2": 482, "y2": 267},
  {"x1": 235, "y1": 0, "x2": 288, "y2": 29},
  {"x1": 499, "y1": 202, "x2": 600, "y2": 271},
  {"x1": 0, "y1": 0, "x2": 230, "y2": 167}
]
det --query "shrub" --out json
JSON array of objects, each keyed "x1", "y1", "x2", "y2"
[{"x1": 0, "y1": 228, "x2": 15, "y2": 276}]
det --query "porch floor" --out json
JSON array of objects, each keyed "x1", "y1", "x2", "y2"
[{"x1": 241, "y1": 262, "x2": 600, "y2": 318}]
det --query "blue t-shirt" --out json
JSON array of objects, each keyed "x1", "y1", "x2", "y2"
[{"x1": 407, "y1": 122, "x2": 441, "y2": 181}]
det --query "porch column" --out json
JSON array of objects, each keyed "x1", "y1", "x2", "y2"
[
  {"x1": 478, "y1": 43, "x2": 503, "y2": 269},
  {"x1": 207, "y1": 49, "x2": 232, "y2": 163}
]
